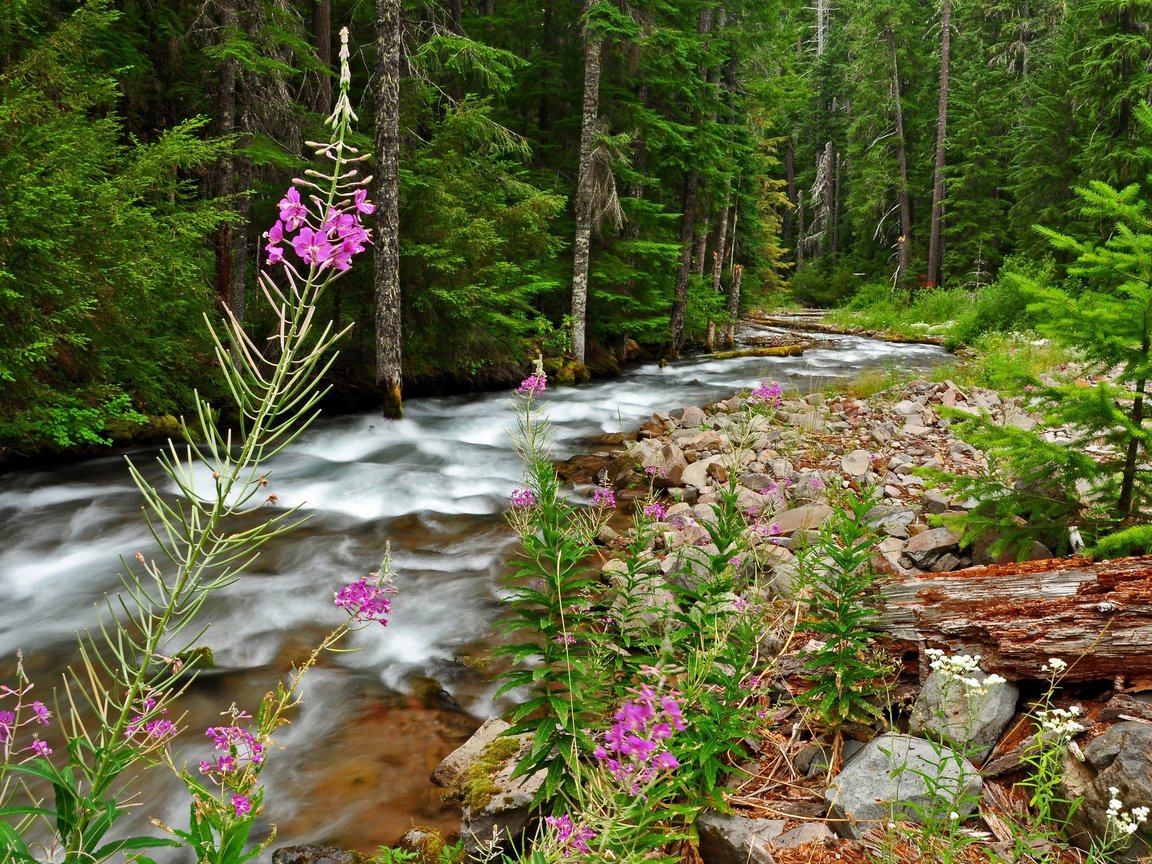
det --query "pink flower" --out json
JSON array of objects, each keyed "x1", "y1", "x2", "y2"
[
  {"x1": 292, "y1": 227, "x2": 333, "y2": 267},
  {"x1": 31, "y1": 738, "x2": 51, "y2": 757},
  {"x1": 510, "y1": 488, "x2": 536, "y2": 508},
  {"x1": 643, "y1": 502, "x2": 667, "y2": 520},
  {"x1": 517, "y1": 373, "x2": 546, "y2": 395},
  {"x1": 749, "y1": 381, "x2": 784, "y2": 407},
  {"x1": 334, "y1": 578, "x2": 393, "y2": 625},
  {"x1": 277, "y1": 187, "x2": 309, "y2": 231},
  {"x1": 231, "y1": 794, "x2": 252, "y2": 818},
  {"x1": 592, "y1": 487, "x2": 616, "y2": 509},
  {"x1": 354, "y1": 188, "x2": 375, "y2": 215}
]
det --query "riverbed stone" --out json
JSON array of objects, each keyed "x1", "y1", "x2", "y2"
[
  {"x1": 431, "y1": 717, "x2": 510, "y2": 787},
  {"x1": 682, "y1": 454, "x2": 723, "y2": 489},
  {"x1": 909, "y1": 669, "x2": 1020, "y2": 763},
  {"x1": 840, "y1": 449, "x2": 872, "y2": 477},
  {"x1": 824, "y1": 733, "x2": 982, "y2": 839},
  {"x1": 696, "y1": 811, "x2": 785, "y2": 864},
  {"x1": 273, "y1": 846, "x2": 365, "y2": 864},
  {"x1": 902, "y1": 526, "x2": 961, "y2": 568},
  {"x1": 771, "y1": 503, "x2": 833, "y2": 535},
  {"x1": 670, "y1": 405, "x2": 707, "y2": 428}
]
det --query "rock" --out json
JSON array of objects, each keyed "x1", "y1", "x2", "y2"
[
  {"x1": 739, "y1": 471, "x2": 777, "y2": 492},
  {"x1": 787, "y1": 410, "x2": 825, "y2": 432},
  {"x1": 1067, "y1": 722, "x2": 1152, "y2": 861},
  {"x1": 696, "y1": 811, "x2": 785, "y2": 864},
  {"x1": 902, "y1": 526, "x2": 961, "y2": 568},
  {"x1": 394, "y1": 828, "x2": 447, "y2": 863},
  {"x1": 656, "y1": 443, "x2": 688, "y2": 487},
  {"x1": 670, "y1": 405, "x2": 707, "y2": 428},
  {"x1": 824, "y1": 733, "x2": 982, "y2": 840},
  {"x1": 840, "y1": 449, "x2": 872, "y2": 477},
  {"x1": 682, "y1": 455, "x2": 723, "y2": 489},
  {"x1": 431, "y1": 717, "x2": 510, "y2": 787},
  {"x1": 459, "y1": 735, "x2": 547, "y2": 857},
  {"x1": 930, "y1": 553, "x2": 963, "y2": 572},
  {"x1": 773, "y1": 823, "x2": 836, "y2": 848},
  {"x1": 923, "y1": 490, "x2": 951, "y2": 515},
  {"x1": 771, "y1": 503, "x2": 834, "y2": 535},
  {"x1": 273, "y1": 847, "x2": 364, "y2": 864},
  {"x1": 909, "y1": 669, "x2": 1019, "y2": 763}
]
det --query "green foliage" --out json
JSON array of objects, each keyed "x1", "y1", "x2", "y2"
[
  {"x1": 796, "y1": 490, "x2": 891, "y2": 732},
  {"x1": 0, "y1": 1, "x2": 228, "y2": 452}
]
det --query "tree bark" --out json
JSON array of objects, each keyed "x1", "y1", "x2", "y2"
[
  {"x1": 874, "y1": 556, "x2": 1152, "y2": 683},
  {"x1": 214, "y1": 0, "x2": 238, "y2": 323},
  {"x1": 723, "y1": 263, "x2": 743, "y2": 348},
  {"x1": 927, "y1": 0, "x2": 951, "y2": 288},
  {"x1": 887, "y1": 27, "x2": 912, "y2": 284},
  {"x1": 1117, "y1": 330, "x2": 1149, "y2": 518},
  {"x1": 705, "y1": 190, "x2": 731, "y2": 351},
  {"x1": 569, "y1": 0, "x2": 604, "y2": 366},
  {"x1": 668, "y1": 170, "x2": 699, "y2": 358},
  {"x1": 374, "y1": 0, "x2": 403, "y2": 418},
  {"x1": 313, "y1": 0, "x2": 332, "y2": 114}
]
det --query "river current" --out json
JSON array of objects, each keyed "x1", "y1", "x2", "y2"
[{"x1": 0, "y1": 326, "x2": 945, "y2": 857}]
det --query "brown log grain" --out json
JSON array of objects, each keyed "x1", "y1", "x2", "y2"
[{"x1": 875, "y1": 556, "x2": 1152, "y2": 683}]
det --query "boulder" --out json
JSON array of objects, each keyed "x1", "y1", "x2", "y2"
[
  {"x1": 696, "y1": 812, "x2": 785, "y2": 864},
  {"x1": 771, "y1": 503, "x2": 834, "y2": 535},
  {"x1": 431, "y1": 717, "x2": 509, "y2": 787},
  {"x1": 902, "y1": 526, "x2": 961, "y2": 568},
  {"x1": 1066, "y1": 722, "x2": 1152, "y2": 861},
  {"x1": 459, "y1": 736, "x2": 547, "y2": 857},
  {"x1": 824, "y1": 733, "x2": 981, "y2": 840},
  {"x1": 840, "y1": 449, "x2": 872, "y2": 477},
  {"x1": 670, "y1": 405, "x2": 707, "y2": 428},
  {"x1": 909, "y1": 669, "x2": 1019, "y2": 763},
  {"x1": 273, "y1": 847, "x2": 364, "y2": 864},
  {"x1": 682, "y1": 455, "x2": 723, "y2": 489}
]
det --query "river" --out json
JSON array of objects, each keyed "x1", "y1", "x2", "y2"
[{"x1": 0, "y1": 325, "x2": 945, "y2": 858}]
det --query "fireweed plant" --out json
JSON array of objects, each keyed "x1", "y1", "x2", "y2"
[
  {"x1": 0, "y1": 30, "x2": 389, "y2": 863},
  {"x1": 499, "y1": 378, "x2": 791, "y2": 859}
]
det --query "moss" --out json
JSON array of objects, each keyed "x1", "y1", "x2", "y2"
[
  {"x1": 395, "y1": 826, "x2": 448, "y2": 864},
  {"x1": 461, "y1": 735, "x2": 521, "y2": 812},
  {"x1": 709, "y1": 345, "x2": 805, "y2": 360}
]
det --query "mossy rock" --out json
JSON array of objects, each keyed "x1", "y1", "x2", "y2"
[
  {"x1": 585, "y1": 343, "x2": 620, "y2": 377},
  {"x1": 394, "y1": 826, "x2": 449, "y2": 864},
  {"x1": 461, "y1": 735, "x2": 522, "y2": 812},
  {"x1": 553, "y1": 360, "x2": 591, "y2": 386}
]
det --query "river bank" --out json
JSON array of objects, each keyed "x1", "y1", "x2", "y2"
[{"x1": 401, "y1": 359, "x2": 1152, "y2": 864}]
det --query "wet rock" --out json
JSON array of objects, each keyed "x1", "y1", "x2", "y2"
[
  {"x1": 696, "y1": 811, "x2": 785, "y2": 864},
  {"x1": 909, "y1": 670, "x2": 1019, "y2": 763},
  {"x1": 273, "y1": 846, "x2": 365, "y2": 864},
  {"x1": 824, "y1": 733, "x2": 981, "y2": 840}
]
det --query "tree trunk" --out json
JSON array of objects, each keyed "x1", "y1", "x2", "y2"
[
  {"x1": 927, "y1": 0, "x2": 951, "y2": 288},
  {"x1": 313, "y1": 0, "x2": 332, "y2": 114},
  {"x1": 1117, "y1": 331, "x2": 1149, "y2": 518},
  {"x1": 887, "y1": 27, "x2": 912, "y2": 284},
  {"x1": 374, "y1": 0, "x2": 403, "y2": 418},
  {"x1": 668, "y1": 171, "x2": 699, "y2": 358},
  {"x1": 723, "y1": 263, "x2": 743, "y2": 348},
  {"x1": 214, "y1": 0, "x2": 238, "y2": 322},
  {"x1": 569, "y1": 0, "x2": 604, "y2": 366},
  {"x1": 796, "y1": 189, "x2": 805, "y2": 268},
  {"x1": 874, "y1": 556, "x2": 1152, "y2": 684},
  {"x1": 705, "y1": 190, "x2": 731, "y2": 352},
  {"x1": 783, "y1": 138, "x2": 796, "y2": 248}
]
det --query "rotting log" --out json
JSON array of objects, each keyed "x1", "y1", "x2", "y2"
[
  {"x1": 874, "y1": 556, "x2": 1152, "y2": 683},
  {"x1": 708, "y1": 345, "x2": 805, "y2": 360}
]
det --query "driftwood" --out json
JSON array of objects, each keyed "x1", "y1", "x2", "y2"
[
  {"x1": 708, "y1": 345, "x2": 805, "y2": 360},
  {"x1": 874, "y1": 556, "x2": 1152, "y2": 683}
]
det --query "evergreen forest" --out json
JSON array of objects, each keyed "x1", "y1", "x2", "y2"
[{"x1": 2, "y1": 0, "x2": 1151, "y2": 453}]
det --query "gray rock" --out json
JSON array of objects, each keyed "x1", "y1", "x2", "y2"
[
  {"x1": 696, "y1": 811, "x2": 785, "y2": 864},
  {"x1": 773, "y1": 822, "x2": 836, "y2": 848},
  {"x1": 273, "y1": 846, "x2": 362, "y2": 864},
  {"x1": 431, "y1": 717, "x2": 510, "y2": 787},
  {"x1": 903, "y1": 526, "x2": 961, "y2": 567},
  {"x1": 682, "y1": 455, "x2": 723, "y2": 489},
  {"x1": 670, "y1": 405, "x2": 707, "y2": 428},
  {"x1": 909, "y1": 669, "x2": 1019, "y2": 763},
  {"x1": 840, "y1": 449, "x2": 872, "y2": 477},
  {"x1": 824, "y1": 733, "x2": 982, "y2": 840},
  {"x1": 459, "y1": 737, "x2": 547, "y2": 857},
  {"x1": 771, "y1": 503, "x2": 834, "y2": 535},
  {"x1": 1068, "y1": 722, "x2": 1152, "y2": 862}
]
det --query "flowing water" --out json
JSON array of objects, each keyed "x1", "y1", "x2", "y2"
[{"x1": 0, "y1": 326, "x2": 946, "y2": 858}]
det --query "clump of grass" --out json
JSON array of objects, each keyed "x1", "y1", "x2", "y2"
[{"x1": 930, "y1": 331, "x2": 1076, "y2": 395}]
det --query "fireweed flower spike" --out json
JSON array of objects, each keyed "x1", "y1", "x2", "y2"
[
  {"x1": 510, "y1": 488, "x2": 536, "y2": 508},
  {"x1": 334, "y1": 576, "x2": 396, "y2": 626},
  {"x1": 592, "y1": 487, "x2": 616, "y2": 508},
  {"x1": 518, "y1": 355, "x2": 548, "y2": 395}
]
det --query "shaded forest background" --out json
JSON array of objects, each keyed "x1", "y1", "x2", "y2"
[{"x1": 1, "y1": 0, "x2": 1149, "y2": 452}]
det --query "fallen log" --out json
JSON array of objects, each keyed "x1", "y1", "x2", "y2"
[
  {"x1": 874, "y1": 556, "x2": 1152, "y2": 683},
  {"x1": 708, "y1": 345, "x2": 805, "y2": 360}
]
